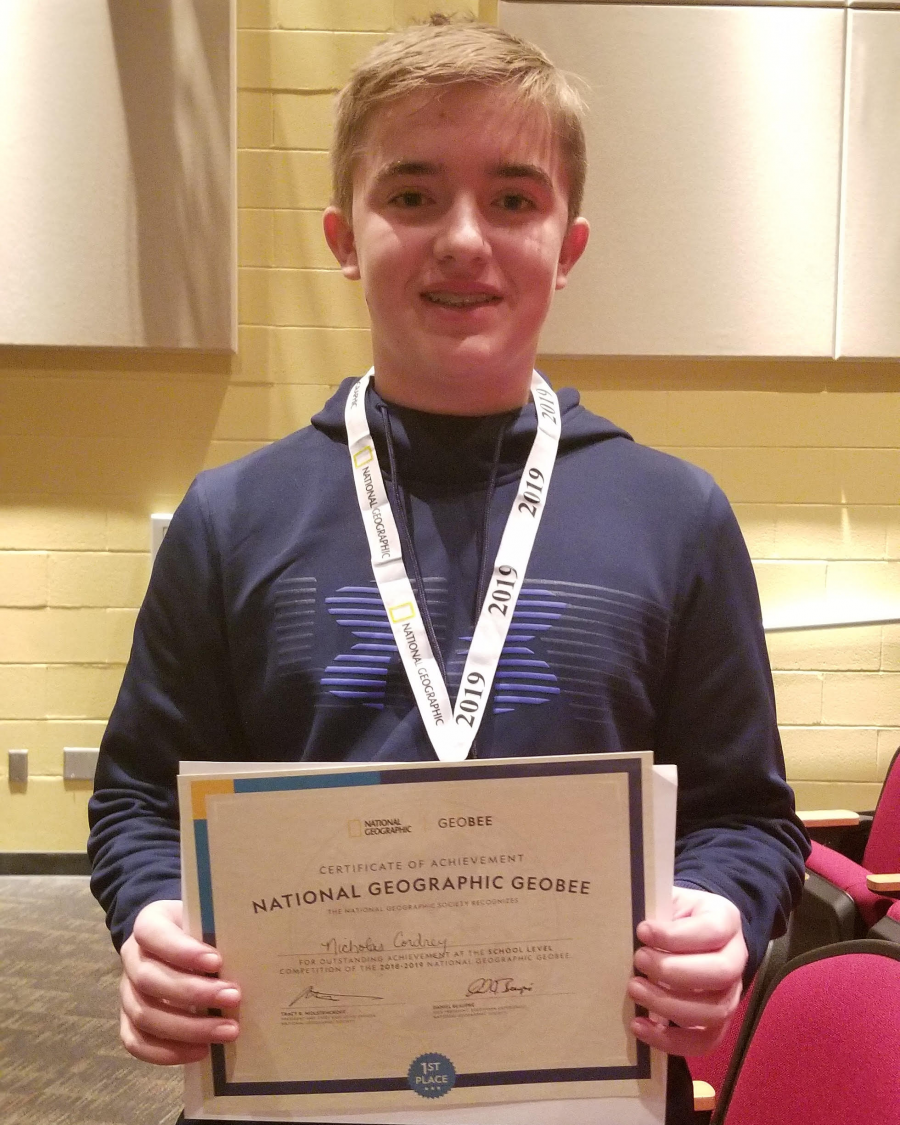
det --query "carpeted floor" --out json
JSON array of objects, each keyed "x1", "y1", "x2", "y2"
[{"x1": 0, "y1": 876, "x2": 181, "y2": 1125}]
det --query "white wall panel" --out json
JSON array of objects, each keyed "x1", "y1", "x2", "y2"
[
  {"x1": 500, "y1": 3, "x2": 845, "y2": 357},
  {"x1": 0, "y1": 0, "x2": 235, "y2": 350},
  {"x1": 837, "y1": 12, "x2": 900, "y2": 358}
]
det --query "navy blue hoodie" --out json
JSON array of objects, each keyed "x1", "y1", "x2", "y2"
[{"x1": 88, "y1": 379, "x2": 808, "y2": 972}]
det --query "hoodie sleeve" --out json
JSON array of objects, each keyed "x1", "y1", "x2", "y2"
[
  {"x1": 655, "y1": 484, "x2": 810, "y2": 979},
  {"x1": 87, "y1": 479, "x2": 247, "y2": 950}
]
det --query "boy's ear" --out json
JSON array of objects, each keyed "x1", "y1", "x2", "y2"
[
  {"x1": 323, "y1": 206, "x2": 360, "y2": 280},
  {"x1": 554, "y1": 217, "x2": 590, "y2": 291}
]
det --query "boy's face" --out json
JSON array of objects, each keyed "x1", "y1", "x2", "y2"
[{"x1": 324, "y1": 84, "x2": 589, "y2": 414}]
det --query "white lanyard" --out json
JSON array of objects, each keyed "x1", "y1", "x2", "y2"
[{"x1": 345, "y1": 370, "x2": 560, "y2": 762}]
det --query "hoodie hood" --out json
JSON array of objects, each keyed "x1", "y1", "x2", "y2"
[{"x1": 311, "y1": 375, "x2": 632, "y2": 489}]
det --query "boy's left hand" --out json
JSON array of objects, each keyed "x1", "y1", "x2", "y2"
[{"x1": 627, "y1": 886, "x2": 748, "y2": 1057}]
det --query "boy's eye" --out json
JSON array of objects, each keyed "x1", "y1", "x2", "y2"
[
  {"x1": 390, "y1": 190, "x2": 427, "y2": 208},
  {"x1": 496, "y1": 193, "x2": 535, "y2": 213}
]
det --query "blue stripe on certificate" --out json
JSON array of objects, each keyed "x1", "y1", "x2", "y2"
[
  {"x1": 193, "y1": 819, "x2": 215, "y2": 943},
  {"x1": 234, "y1": 772, "x2": 382, "y2": 793}
]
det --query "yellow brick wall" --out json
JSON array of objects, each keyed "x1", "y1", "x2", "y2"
[
  {"x1": 0, "y1": 0, "x2": 897, "y2": 849},
  {"x1": 543, "y1": 358, "x2": 900, "y2": 810}
]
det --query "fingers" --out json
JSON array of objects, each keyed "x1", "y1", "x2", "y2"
[
  {"x1": 119, "y1": 1004, "x2": 219, "y2": 1067},
  {"x1": 627, "y1": 972, "x2": 741, "y2": 1031},
  {"x1": 630, "y1": 1015, "x2": 731, "y2": 1058},
  {"x1": 118, "y1": 898, "x2": 241, "y2": 1066},
  {"x1": 130, "y1": 898, "x2": 222, "y2": 974},
  {"x1": 120, "y1": 972, "x2": 239, "y2": 1063},
  {"x1": 122, "y1": 935, "x2": 241, "y2": 1013},
  {"x1": 633, "y1": 936, "x2": 745, "y2": 993},
  {"x1": 635, "y1": 899, "x2": 742, "y2": 957},
  {"x1": 628, "y1": 888, "x2": 748, "y2": 1058},
  {"x1": 636, "y1": 918, "x2": 731, "y2": 956},
  {"x1": 122, "y1": 899, "x2": 241, "y2": 1012}
]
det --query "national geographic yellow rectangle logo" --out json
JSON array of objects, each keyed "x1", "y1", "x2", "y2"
[
  {"x1": 389, "y1": 602, "x2": 416, "y2": 623},
  {"x1": 353, "y1": 446, "x2": 374, "y2": 468}
]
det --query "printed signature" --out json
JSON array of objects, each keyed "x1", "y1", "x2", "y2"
[
  {"x1": 466, "y1": 977, "x2": 533, "y2": 997},
  {"x1": 288, "y1": 985, "x2": 384, "y2": 1007}
]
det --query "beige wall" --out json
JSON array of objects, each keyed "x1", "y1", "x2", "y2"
[{"x1": 1, "y1": 0, "x2": 897, "y2": 850}]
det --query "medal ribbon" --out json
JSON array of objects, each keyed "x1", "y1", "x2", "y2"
[{"x1": 345, "y1": 370, "x2": 560, "y2": 762}]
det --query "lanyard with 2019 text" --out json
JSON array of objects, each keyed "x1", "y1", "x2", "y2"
[{"x1": 345, "y1": 369, "x2": 560, "y2": 763}]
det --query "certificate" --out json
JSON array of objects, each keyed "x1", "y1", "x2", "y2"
[{"x1": 179, "y1": 754, "x2": 674, "y2": 1123}]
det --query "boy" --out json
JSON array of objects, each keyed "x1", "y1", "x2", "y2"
[{"x1": 88, "y1": 17, "x2": 808, "y2": 1124}]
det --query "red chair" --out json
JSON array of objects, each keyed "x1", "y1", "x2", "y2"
[
  {"x1": 790, "y1": 746, "x2": 900, "y2": 956},
  {"x1": 711, "y1": 940, "x2": 900, "y2": 1125},
  {"x1": 870, "y1": 898, "x2": 900, "y2": 943},
  {"x1": 686, "y1": 934, "x2": 789, "y2": 1117}
]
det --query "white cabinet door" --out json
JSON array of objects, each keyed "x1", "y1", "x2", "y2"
[
  {"x1": 837, "y1": 11, "x2": 900, "y2": 358},
  {"x1": 499, "y1": 3, "x2": 845, "y2": 357}
]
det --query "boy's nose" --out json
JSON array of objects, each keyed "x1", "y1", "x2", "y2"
[{"x1": 433, "y1": 198, "x2": 489, "y2": 265}]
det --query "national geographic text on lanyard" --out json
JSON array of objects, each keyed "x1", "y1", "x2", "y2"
[{"x1": 345, "y1": 370, "x2": 560, "y2": 763}]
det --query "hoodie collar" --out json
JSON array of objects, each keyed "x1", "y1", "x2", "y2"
[{"x1": 312, "y1": 375, "x2": 631, "y2": 489}]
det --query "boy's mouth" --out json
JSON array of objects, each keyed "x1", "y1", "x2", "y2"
[{"x1": 422, "y1": 292, "x2": 501, "y2": 308}]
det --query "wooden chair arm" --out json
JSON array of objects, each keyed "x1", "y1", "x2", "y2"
[
  {"x1": 798, "y1": 809, "x2": 861, "y2": 829},
  {"x1": 693, "y1": 1079, "x2": 716, "y2": 1112},
  {"x1": 867, "y1": 873, "x2": 900, "y2": 893}
]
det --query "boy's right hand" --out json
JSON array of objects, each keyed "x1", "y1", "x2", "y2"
[{"x1": 118, "y1": 899, "x2": 241, "y2": 1065}]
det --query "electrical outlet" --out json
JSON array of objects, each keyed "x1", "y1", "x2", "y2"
[
  {"x1": 151, "y1": 513, "x2": 173, "y2": 563},
  {"x1": 63, "y1": 747, "x2": 99, "y2": 781}
]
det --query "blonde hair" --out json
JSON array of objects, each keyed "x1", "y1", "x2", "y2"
[{"x1": 331, "y1": 16, "x2": 587, "y2": 225}]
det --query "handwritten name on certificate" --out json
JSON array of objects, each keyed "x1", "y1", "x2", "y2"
[{"x1": 179, "y1": 754, "x2": 668, "y2": 1121}]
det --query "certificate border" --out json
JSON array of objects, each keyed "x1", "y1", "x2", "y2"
[{"x1": 190, "y1": 758, "x2": 650, "y2": 1099}]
